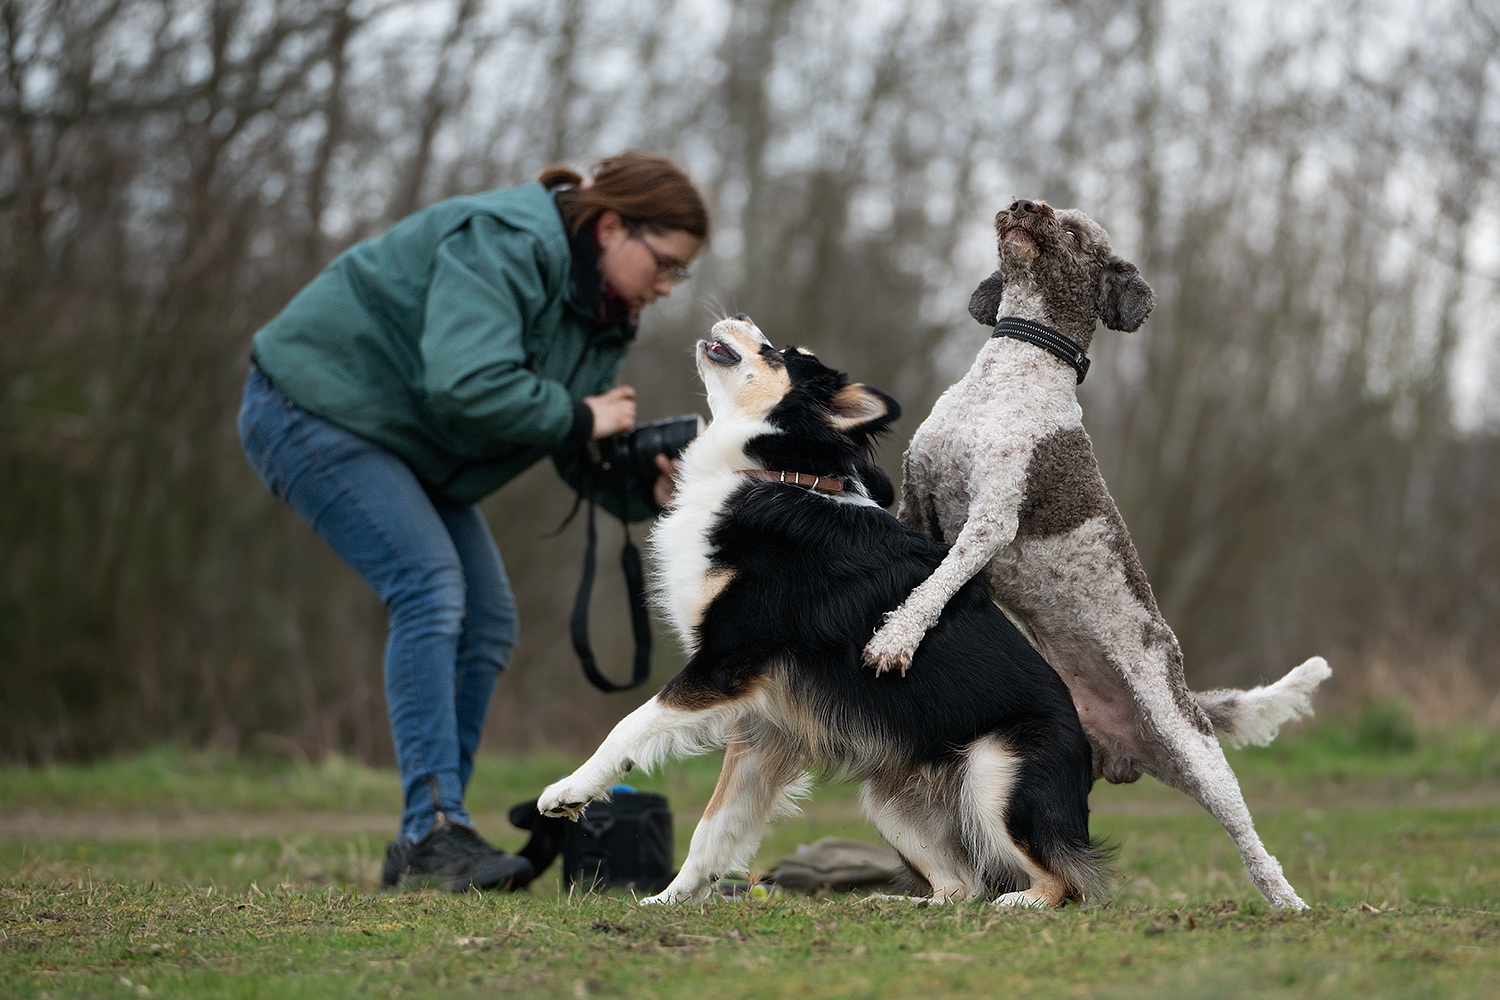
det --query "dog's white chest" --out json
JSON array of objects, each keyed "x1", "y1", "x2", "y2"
[
  {"x1": 650, "y1": 477, "x2": 732, "y2": 650},
  {"x1": 648, "y1": 420, "x2": 770, "y2": 650}
]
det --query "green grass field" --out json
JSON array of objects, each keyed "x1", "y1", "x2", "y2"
[{"x1": 4, "y1": 715, "x2": 1499, "y2": 998}]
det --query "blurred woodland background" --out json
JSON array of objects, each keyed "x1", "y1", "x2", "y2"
[{"x1": 3, "y1": 0, "x2": 1498, "y2": 764}]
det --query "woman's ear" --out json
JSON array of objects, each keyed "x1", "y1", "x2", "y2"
[
  {"x1": 1098, "y1": 256, "x2": 1155, "y2": 332},
  {"x1": 829, "y1": 384, "x2": 900, "y2": 431},
  {"x1": 594, "y1": 210, "x2": 626, "y2": 248},
  {"x1": 968, "y1": 270, "x2": 1005, "y2": 325}
]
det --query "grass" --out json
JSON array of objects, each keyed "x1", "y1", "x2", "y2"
[{"x1": 4, "y1": 715, "x2": 1500, "y2": 998}]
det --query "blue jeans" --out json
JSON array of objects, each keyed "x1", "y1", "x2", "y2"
[{"x1": 238, "y1": 367, "x2": 519, "y2": 843}]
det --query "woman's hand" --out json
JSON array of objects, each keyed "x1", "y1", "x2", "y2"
[
  {"x1": 585, "y1": 385, "x2": 637, "y2": 439},
  {"x1": 653, "y1": 453, "x2": 680, "y2": 508}
]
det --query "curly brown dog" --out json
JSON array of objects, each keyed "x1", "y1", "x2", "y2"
[{"x1": 863, "y1": 198, "x2": 1330, "y2": 910}]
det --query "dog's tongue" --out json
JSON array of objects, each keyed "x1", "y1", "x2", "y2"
[{"x1": 702, "y1": 339, "x2": 740, "y2": 363}]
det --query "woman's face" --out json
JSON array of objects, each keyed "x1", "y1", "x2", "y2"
[{"x1": 595, "y1": 211, "x2": 703, "y2": 313}]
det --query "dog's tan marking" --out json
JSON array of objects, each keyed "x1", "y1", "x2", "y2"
[
  {"x1": 658, "y1": 671, "x2": 770, "y2": 713},
  {"x1": 701, "y1": 725, "x2": 807, "y2": 821},
  {"x1": 701, "y1": 737, "x2": 749, "y2": 822},
  {"x1": 690, "y1": 567, "x2": 735, "y2": 628},
  {"x1": 764, "y1": 676, "x2": 839, "y2": 763},
  {"x1": 829, "y1": 383, "x2": 890, "y2": 429},
  {"x1": 757, "y1": 667, "x2": 910, "y2": 775},
  {"x1": 705, "y1": 566, "x2": 734, "y2": 596},
  {"x1": 727, "y1": 364, "x2": 792, "y2": 421}
]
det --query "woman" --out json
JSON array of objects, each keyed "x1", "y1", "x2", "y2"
[{"x1": 238, "y1": 152, "x2": 709, "y2": 891}]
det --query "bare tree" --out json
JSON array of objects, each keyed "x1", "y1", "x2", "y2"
[{"x1": 3, "y1": 0, "x2": 1497, "y2": 762}]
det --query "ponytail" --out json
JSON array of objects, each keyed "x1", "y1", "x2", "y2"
[
  {"x1": 538, "y1": 165, "x2": 585, "y2": 190},
  {"x1": 540, "y1": 151, "x2": 709, "y2": 242}
]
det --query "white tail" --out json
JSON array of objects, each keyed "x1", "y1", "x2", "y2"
[{"x1": 1194, "y1": 656, "x2": 1332, "y2": 748}]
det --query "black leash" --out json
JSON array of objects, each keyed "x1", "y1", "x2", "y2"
[
  {"x1": 569, "y1": 498, "x2": 653, "y2": 692},
  {"x1": 992, "y1": 316, "x2": 1091, "y2": 384}
]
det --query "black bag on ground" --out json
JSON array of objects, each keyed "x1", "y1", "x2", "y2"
[{"x1": 509, "y1": 786, "x2": 674, "y2": 894}]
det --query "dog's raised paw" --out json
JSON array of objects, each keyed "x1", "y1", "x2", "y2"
[
  {"x1": 538, "y1": 799, "x2": 588, "y2": 820},
  {"x1": 861, "y1": 630, "x2": 916, "y2": 675},
  {"x1": 537, "y1": 778, "x2": 596, "y2": 820}
]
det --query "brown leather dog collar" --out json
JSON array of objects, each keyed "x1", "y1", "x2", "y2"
[{"x1": 736, "y1": 469, "x2": 845, "y2": 494}]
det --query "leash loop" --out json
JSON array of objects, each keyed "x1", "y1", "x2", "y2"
[{"x1": 569, "y1": 498, "x2": 653, "y2": 693}]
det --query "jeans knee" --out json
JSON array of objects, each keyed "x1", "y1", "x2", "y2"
[
  {"x1": 469, "y1": 600, "x2": 520, "y2": 660},
  {"x1": 386, "y1": 562, "x2": 467, "y2": 639}
]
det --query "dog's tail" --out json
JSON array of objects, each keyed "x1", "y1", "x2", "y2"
[
  {"x1": 1047, "y1": 837, "x2": 1116, "y2": 906},
  {"x1": 1193, "y1": 656, "x2": 1332, "y2": 748}
]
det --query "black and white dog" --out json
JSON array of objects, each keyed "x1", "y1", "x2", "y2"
[{"x1": 538, "y1": 316, "x2": 1107, "y2": 907}]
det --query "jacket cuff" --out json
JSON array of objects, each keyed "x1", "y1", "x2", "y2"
[{"x1": 565, "y1": 400, "x2": 594, "y2": 444}]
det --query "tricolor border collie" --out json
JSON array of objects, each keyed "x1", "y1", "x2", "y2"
[{"x1": 538, "y1": 316, "x2": 1108, "y2": 907}]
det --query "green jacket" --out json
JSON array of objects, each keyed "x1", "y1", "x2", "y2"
[{"x1": 251, "y1": 181, "x2": 658, "y2": 520}]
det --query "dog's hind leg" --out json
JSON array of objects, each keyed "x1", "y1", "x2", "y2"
[
  {"x1": 962, "y1": 737, "x2": 1105, "y2": 908},
  {"x1": 1136, "y1": 675, "x2": 1309, "y2": 909},
  {"x1": 861, "y1": 777, "x2": 985, "y2": 902},
  {"x1": 642, "y1": 729, "x2": 811, "y2": 905},
  {"x1": 960, "y1": 738, "x2": 1060, "y2": 907}
]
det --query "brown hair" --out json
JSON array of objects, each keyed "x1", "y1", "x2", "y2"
[{"x1": 540, "y1": 151, "x2": 709, "y2": 242}]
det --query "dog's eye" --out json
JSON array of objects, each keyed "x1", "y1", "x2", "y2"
[{"x1": 1064, "y1": 231, "x2": 1078, "y2": 243}]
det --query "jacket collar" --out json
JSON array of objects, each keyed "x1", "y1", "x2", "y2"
[{"x1": 555, "y1": 192, "x2": 638, "y2": 340}]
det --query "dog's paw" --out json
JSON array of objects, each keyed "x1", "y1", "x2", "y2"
[
  {"x1": 537, "y1": 776, "x2": 601, "y2": 820},
  {"x1": 857, "y1": 893, "x2": 930, "y2": 906},
  {"x1": 639, "y1": 881, "x2": 709, "y2": 906},
  {"x1": 993, "y1": 890, "x2": 1048, "y2": 909},
  {"x1": 862, "y1": 626, "x2": 916, "y2": 676}
]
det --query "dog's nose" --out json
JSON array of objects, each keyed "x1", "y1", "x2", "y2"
[
  {"x1": 733, "y1": 313, "x2": 750, "y2": 321},
  {"x1": 1011, "y1": 199, "x2": 1037, "y2": 216}
]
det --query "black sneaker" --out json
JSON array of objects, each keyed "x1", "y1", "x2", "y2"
[
  {"x1": 381, "y1": 821, "x2": 534, "y2": 893},
  {"x1": 381, "y1": 839, "x2": 408, "y2": 889}
]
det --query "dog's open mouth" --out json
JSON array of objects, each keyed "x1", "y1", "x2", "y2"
[{"x1": 699, "y1": 338, "x2": 741, "y2": 365}]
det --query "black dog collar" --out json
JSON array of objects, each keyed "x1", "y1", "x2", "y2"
[{"x1": 992, "y1": 317, "x2": 1090, "y2": 384}]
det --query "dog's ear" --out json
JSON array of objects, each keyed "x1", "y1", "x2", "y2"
[
  {"x1": 1098, "y1": 256, "x2": 1155, "y2": 332},
  {"x1": 830, "y1": 384, "x2": 899, "y2": 506},
  {"x1": 828, "y1": 384, "x2": 900, "y2": 432},
  {"x1": 968, "y1": 270, "x2": 1005, "y2": 326}
]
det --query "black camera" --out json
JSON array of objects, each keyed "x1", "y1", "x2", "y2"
[{"x1": 589, "y1": 414, "x2": 703, "y2": 483}]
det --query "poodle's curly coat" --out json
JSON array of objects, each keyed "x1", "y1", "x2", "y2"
[{"x1": 864, "y1": 199, "x2": 1331, "y2": 910}]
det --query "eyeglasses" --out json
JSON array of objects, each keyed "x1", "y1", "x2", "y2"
[{"x1": 624, "y1": 222, "x2": 692, "y2": 284}]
